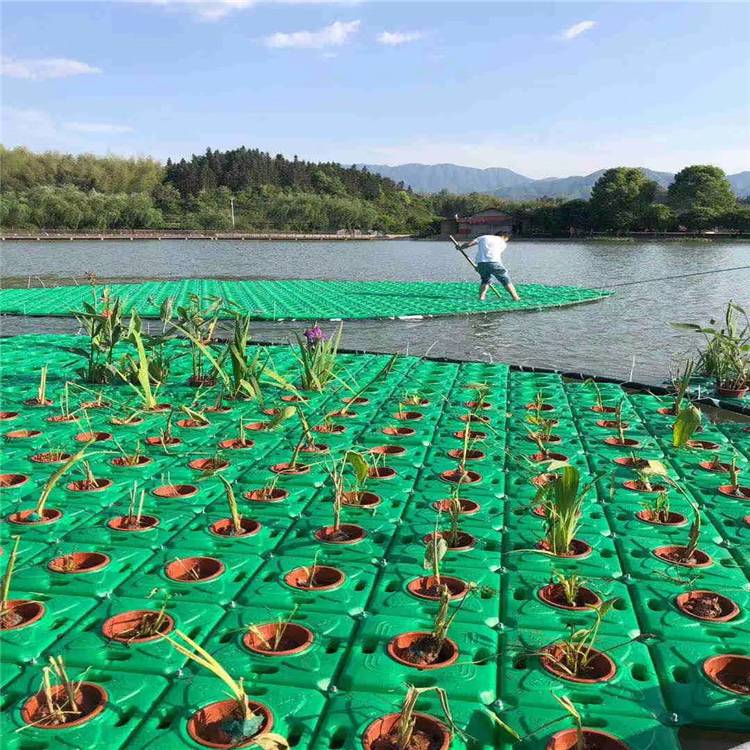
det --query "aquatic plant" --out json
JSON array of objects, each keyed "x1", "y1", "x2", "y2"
[
  {"x1": 0, "y1": 536, "x2": 21, "y2": 623},
  {"x1": 672, "y1": 403, "x2": 702, "y2": 448},
  {"x1": 295, "y1": 323, "x2": 342, "y2": 392}
]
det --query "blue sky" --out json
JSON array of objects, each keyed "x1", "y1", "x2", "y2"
[{"x1": 2, "y1": 0, "x2": 749, "y2": 177}]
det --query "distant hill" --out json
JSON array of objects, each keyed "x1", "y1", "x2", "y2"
[{"x1": 359, "y1": 163, "x2": 750, "y2": 200}]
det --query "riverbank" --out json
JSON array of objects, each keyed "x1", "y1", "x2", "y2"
[{"x1": 0, "y1": 230, "x2": 412, "y2": 241}]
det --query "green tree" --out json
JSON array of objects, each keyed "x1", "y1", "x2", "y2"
[
  {"x1": 679, "y1": 207, "x2": 719, "y2": 231},
  {"x1": 642, "y1": 204, "x2": 677, "y2": 232},
  {"x1": 717, "y1": 206, "x2": 750, "y2": 232},
  {"x1": 589, "y1": 168, "x2": 658, "y2": 232},
  {"x1": 667, "y1": 165, "x2": 736, "y2": 213}
]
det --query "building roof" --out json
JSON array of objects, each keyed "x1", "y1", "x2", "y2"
[{"x1": 459, "y1": 209, "x2": 514, "y2": 225}]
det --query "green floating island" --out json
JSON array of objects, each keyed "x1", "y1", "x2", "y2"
[{"x1": 0, "y1": 278, "x2": 612, "y2": 320}]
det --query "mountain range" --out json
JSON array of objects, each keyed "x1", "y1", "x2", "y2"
[{"x1": 358, "y1": 163, "x2": 750, "y2": 201}]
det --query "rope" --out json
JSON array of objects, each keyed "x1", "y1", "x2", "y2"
[{"x1": 594, "y1": 264, "x2": 750, "y2": 289}]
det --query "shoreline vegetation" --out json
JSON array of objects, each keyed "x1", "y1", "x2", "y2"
[{"x1": 1, "y1": 145, "x2": 749, "y2": 236}]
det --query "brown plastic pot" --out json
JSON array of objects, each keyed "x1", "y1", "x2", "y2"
[
  {"x1": 206, "y1": 405, "x2": 231, "y2": 414},
  {"x1": 111, "y1": 455, "x2": 152, "y2": 468},
  {"x1": 702, "y1": 654, "x2": 750, "y2": 695},
  {"x1": 387, "y1": 631, "x2": 459, "y2": 670},
  {"x1": 623, "y1": 480, "x2": 666, "y2": 493},
  {"x1": 717, "y1": 485, "x2": 750, "y2": 499},
  {"x1": 686, "y1": 440, "x2": 720, "y2": 451},
  {"x1": 329, "y1": 410, "x2": 358, "y2": 419},
  {"x1": 20, "y1": 682, "x2": 108, "y2": 729},
  {"x1": 370, "y1": 445, "x2": 407, "y2": 457},
  {"x1": 635, "y1": 510, "x2": 687, "y2": 526},
  {"x1": 108, "y1": 515, "x2": 160, "y2": 532},
  {"x1": 153, "y1": 484, "x2": 199, "y2": 498},
  {"x1": 209, "y1": 518, "x2": 261, "y2": 537},
  {"x1": 612, "y1": 456, "x2": 648, "y2": 469},
  {"x1": 242, "y1": 622, "x2": 314, "y2": 655},
  {"x1": 165, "y1": 556, "x2": 225, "y2": 582},
  {"x1": 604, "y1": 437, "x2": 641, "y2": 447},
  {"x1": 407, "y1": 575, "x2": 469, "y2": 601},
  {"x1": 361, "y1": 712, "x2": 450, "y2": 750},
  {"x1": 23, "y1": 397, "x2": 53, "y2": 408},
  {"x1": 716, "y1": 386, "x2": 748, "y2": 399},
  {"x1": 271, "y1": 462, "x2": 310, "y2": 475},
  {"x1": 657, "y1": 406, "x2": 678, "y2": 416},
  {"x1": 452, "y1": 429, "x2": 487, "y2": 441},
  {"x1": 46, "y1": 414, "x2": 79, "y2": 424},
  {"x1": 596, "y1": 420, "x2": 629, "y2": 429},
  {"x1": 439, "y1": 468, "x2": 482, "y2": 484},
  {"x1": 591, "y1": 405, "x2": 617, "y2": 414},
  {"x1": 244, "y1": 421, "x2": 271, "y2": 431},
  {"x1": 177, "y1": 419, "x2": 211, "y2": 429},
  {"x1": 284, "y1": 565, "x2": 345, "y2": 591},
  {"x1": 187, "y1": 699, "x2": 273, "y2": 749},
  {"x1": 244, "y1": 488, "x2": 288, "y2": 503},
  {"x1": 189, "y1": 376, "x2": 217, "y2": 387},
  {"x1": 540, "y1": 644, "x2": 616, "y2": 683},
  {"x1": 527, "y1": 403, "x2": 555, "y2": 412},
  {"x1": 431, "y1": 497, "x2": 480, "y2": 515},
  {"x1": 676, "y1": 590, "x2": 740, "y2": 622},
  {"x1": 536, "y1": 539, "x2": 593, "y2": 559},
  {"x1": 652, "y1": 545, "x2": 713, "y2": 568},
  {"x1": 75, "y1": 431, "x2": 112, "y2": 443},
  {"x1": 538, "y1": 583, "x2": 602, "y2": 611},
  {"x1": 368, "y1": 466, "x2": 397, "y2": 480},
  {"x1": 145, "y1": 435, "x2": 182, "y2": 446},
  {"x1": 218, "y1": 438, "x2": 255, "y2": 450},
  {"x1": 531, "y1": 472, "x2": 560, "y2": 488},
  {"x1": 101, "y1": 609, "x2": 175, "y2": 642},
  {"x1": 464, "y1": 400, "x2": 491, "y2": 410},
  {"x1": 299, "y1": 443, "x2": 329, "y2": 455},
  {"x1": 30, "y1": 451, "x2": 72, "y2": 464},
  {"x1": 381, "y1": 426, "x2": 415, "y2": 437},
  {"x1": 527, "y1": 434, "x2": 562, "y2": 444},
  {"x1": 8, "y1": 508, "x2": 62, "y2": 525},
  {"x1": 0, "y1": 599, "x2": 45, "y2": 630},
  {"x1": 314, "y1": 524, "x2": 366, "y2": 544},
  {"x1": 48, "y1": 552, "x2": 111, "y2": 574},
  {"x1": 189, "y1": 458, "x2": 230, "y2": 472},
  {"x1": 394, "y1": 411, "x2": 423, "y2": 421},
  {"x1": 343, "y1": 396, "x2": 369, "y2": 405},
  {"x1": 281, "y1": 394, "x2": 307, "y2": 403},
  {"x1": 530, "y1": 452, "x2": 569, "y2": 463},
  {"x1": 313, "y1": 423, "x2": 346, "y2": 434},
  {"x1": 546, "y1": 728, "x2": 630, "y2": 750},
  {"x1": 5, "y1": 428, "x2": 42, "y2": 440},
  {"x1": 145, "y1": 403, "x2": 172, "y2": 413},
  {"x1": 0, "y1": 411, "x2": 19, "y2": 421},
  {"x1": 446, "y1": 448, "x2": 485, "y2": 461},
  {"x1": 111, "y1": 416, "x2": 144, "y2": 426},
  {"x1": 699, "y1": 460, "x2": 733, "y2": 473},
  {"x1": 0, "y1": 473, "x2": 29, "y2": 489},
  {"x1": 423, "y1": 531, "x2": 476, "y2": 551},
  {"x1": 66, "y1": 478, "x2": 113, "y2": 493},
  {"x1": 342, "y1": 491, "x2": 382, "y2": 508}
]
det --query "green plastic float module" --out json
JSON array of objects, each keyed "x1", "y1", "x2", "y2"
[
  {"x1": 335, "y1": 613, "x2": 499, "y2": 704},
  {"x1": 124, "y1": 674, "x2": 326, "y2": 750},
  {"x1": 0, "y1": 666, "x2": 170, "y2": 750},
  {"x1": 0, "y1": 278, "x2": 613, "y2": 320},
  {"x1": 49, "y1": 594, "x2": 225, "y2": 676}
]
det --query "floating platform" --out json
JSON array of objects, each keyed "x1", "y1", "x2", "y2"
[
  {"x1": 0, "y1": 333, "x2": 748, "y2": 750},
  {"x1": 0, "y1": 278, "x2": 611, "y2": 320}
]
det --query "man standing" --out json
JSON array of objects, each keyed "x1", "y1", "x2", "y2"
[{"x1": 459, "y1": 232, "x2": 521, "y2": 301}]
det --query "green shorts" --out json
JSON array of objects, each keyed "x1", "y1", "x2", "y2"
[{"x1": 477, "y1": 262, "x2": 511, "y2": 286}]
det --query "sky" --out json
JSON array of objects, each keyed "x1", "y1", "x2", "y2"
[{"x1": 1, "y1": 0, "x2": 749, "y2": 178}]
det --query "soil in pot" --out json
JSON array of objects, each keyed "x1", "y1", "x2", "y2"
[
  {"x1": 299, "y1": 443, "x2": 329, "y2": 455},
  {"x1": 66, "y1": 478, "x2": 113, "y2": 493},
  {"x1": 23, "y1": 397, "x2": 53, "y2": 408},
  {"x1": 612, "y1": 457, "x2": 648, "y2": 469},
  {"x1": 187, "y1": 699, "x2": 273, "y2": 749},
  {"x1": 46, "y1": 414, "x2": 79, "y2": 424},
  {"x1": 108, "y1": 515, "x2": 160, "y2": 532},
  {"x1": 394, "y1": 411, "x2": 423, "y2": 421},
  {"x1": 362, "y1": 712, "x2": 450, "y2": 750},
  {"x1": 591, "y1": 405, "x2": 617, "y2": 414},
  {"x1": 189, "y1": 458, "x2": 230, "y2": 472},
  {"x1": 165, "y1": 556, "x2": 225, "y2": 582},
  {"x1": 177, "y1": 419, "x2": 211, "y2": 429},
  {"x1": 189, "y1": 376, "x2": 217, "y2": 387},
  {"x1": 530, "y1": 451, "x2": 569, "y2": 463},
  {"x1": 369, "y1": 466, "x2": 397, "y2": 480},
  {"x1": 527, "y1": 403, "x2": 555, "y2": 412},
  {"x1": 686, "y1": 440, "x2": 720, "y2": 451},
  {"x1": 717, "y1": 386, "x2": 748, "y2": 399},
  {"x1": 652, "y1": 545, "x2": 713, "y2": 567},
  {"x1": 20, "y1": 682, "x2": 108, "y2": 729},
  {"x1": 271, "y1": 462, "x2": 310, "y2": 475},
  {"x1": 387, "y1": 632, "x2": 459, "y2": 669},
  {"x1": 370, "y1": 445, "x2": 407, "y2": 457},
  {"x1": 315, "y1": 524, "x2": 366, "y2": 544},
  {"x1": 635, "y1": 510, "x2": 687, "y2": 526},
  {"x1": 407, "y1": 576, "x2": 468, "y2": 600},
  {"x1": 8, "y1": 508, "x2": 62, "y2": 525},
  {"x1": 111, "y1": 455, "x2": 152, "y2": 468},
  {"x1": 244, "y1": 488, "x2": 288, "y2": 503},
  {"x1": 676, "y1": 591, "x2": 740, "y2": 622},
  {"x1": 538, "y1": 583, "x2": 602, "y2": 610},
  {"x1": 604, "y1": 437, "x2": 640, "y2": 447},
  {"x1": 540, "y1": 644, "x2": 616, "y2": 683},
  {"x1": 531, "y1": 472, "x2": 559, "y2": 488},
  {"x1": 218, "y1": 438, "x2": 254, "y2": 450},
  {"x1": 702, "y1": 655, "x2": 750, "y2": 695},
  {"x1": 342, "y1": 491, "x2": 381, "y2": 508},
  {"x1": 0, "y1": 411, "x2": 19, "y2": 420},
  {"x1": 209, "y1": 518, "x2": 261, "y2": 537},
  {"x1": 536, "y1": 539, "x2": 592, "y2": 558},
  {"x1": 145, "y1": 435, "x2": 181, "y2": 446},
  {"x1": 431, "y1": 498, "x2": 479, "y2": 514},
  {"x1": 596, "y1": 420, "x2": 629, "y2": 429},
  {"x1": 452, "y1": 429, "x2": 487, "y2": 441},
  {"x1": 718, "y1": 485, "x2": 750, "y2": 499},
  {"x1": 153, "y1": 484, "x2": 199, "y2": 498},
  {"x1": 423, "y1": 531, "x2": 476, "y2": 551},
  {"x1": 102, "y1": 609, "x2": 175, "y2": 643},
  {"x1": 699, "y1": 460, "x2": 733, "y2": 473},
  {"x1": 0, "y1": 600, "x2": 45, "y2": 630},
  {"x1": 446, "y1": 448, "x2": 485, "y2": 461},
  {"x1": 313, "y1": 423, "x2": 345, "y2": 434},
  {"x1": 75, "y1": 431, "x2": 112, "y2": 443},
  {"x1": 5, "y1": 428, "x2": 42, "y2": 440},
  {"x1": 382, "y1": 426, "x2": 415, "y2": 437},
  {"x1": 48, "y1": 552, "x2": 111, "y2": 574},
  {"x1": 30, "y1": 451, "x2": 72, "y2": 464},
  {"x1": 546, "y1": 728, "x2": 630, "y2": 750},
  {"x1": 0, "y1": 473, "x2": 29, "y2": 488},
  {"x1": 623, "y1": 480, "x2": 667, "y2": 493},
  {"x1": 439, "y1": 468, "x2": 482, "y2": 484},
  {"x1": 284, "y1": 565, "x2": 345, "y2": 590},
  {"x1": 242, "y1": 622, "x2": 314, "y2": 655}
]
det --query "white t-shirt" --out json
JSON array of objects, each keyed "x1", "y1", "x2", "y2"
[{"x1": 474, "y1": 235, "x2": 507, "y2": 264}]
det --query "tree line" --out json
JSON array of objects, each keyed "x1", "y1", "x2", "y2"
[{"x1": 1, "y1": 146, "x2": 748, "y2": 234}]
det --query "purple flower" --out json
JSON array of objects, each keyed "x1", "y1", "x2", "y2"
[{"x1": 303, "y1": 326, "x2": 326, "y2": 346}]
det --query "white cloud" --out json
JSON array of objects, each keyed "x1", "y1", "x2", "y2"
[
  {"x1": 561, "y1": 20, "x2": 597, "y2": 40},
  {"x1": 136, "y1": 0, "x2": 359, "y2": 22},
  {"x1": 264, "y1": 20, "x2": 360, "y2": 49},
  {"x1": 377, "y1": 30, "x2": 424, "y2": 46},
  {"x1": 1, "y1": 56, "x2": 101, "y2": 81},
  {"x1": 65, "y1": 122, "x2": 135, "y2": 134}
]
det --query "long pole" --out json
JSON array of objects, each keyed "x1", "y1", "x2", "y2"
[
  {"x1": 449, "y1": 235, "x2": 504, "y2": 301},
  {"x1": 230, "y1": 197, "x2": 236, "y2": 229}
]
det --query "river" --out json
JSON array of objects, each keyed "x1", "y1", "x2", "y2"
[{"x1": 1, "y1": 238, "x2": 748, "y2": 384}]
